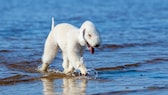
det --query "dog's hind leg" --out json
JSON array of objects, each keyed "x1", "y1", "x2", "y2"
[
  {"x1": 40, "y1": 17, "x2": 58, "y2": 72},
  {"x1": 62, "y1": 52, "x2": 69, "y2": 73},
  {"x1": 40, "y1": 33, "x2": 58, "y2": 72},
  {"x1": 62, "y1": 52, "x2": 75, "y2": 74}
]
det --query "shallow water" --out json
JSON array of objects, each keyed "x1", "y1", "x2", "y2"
[{"x1": 1, "y1": 0, "x2": 168, "y2": 95}]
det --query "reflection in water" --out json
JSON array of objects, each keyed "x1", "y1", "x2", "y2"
[
  {"x1": 41, "y1": 78, "x2": 56, "y2": 95},
  {"x1": 62, "y1": 78, "x2": 87, "y2": 95},
  {"x1": 41, "y1": 77, "x2": 87, "y2": 95}
]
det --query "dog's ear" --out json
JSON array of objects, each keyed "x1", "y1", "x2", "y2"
[
  {"x1": 79, "y1": 28, "x2": 86, "y2": 46},
  {"x1": 82, "y1": 28, "x2": 86, "y2": 38},
  {"x1": 79, "y1": 28, "x2": 86, "y2": 38}
]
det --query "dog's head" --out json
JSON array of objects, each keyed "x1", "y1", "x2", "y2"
[{"x1": 80, "y1": 21, "x2": 101, "y2": 54}]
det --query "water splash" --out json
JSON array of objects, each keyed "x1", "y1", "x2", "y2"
[
  {"x1": 72, "y1": 68, "x2": 99, "y2": 80},
  {"x1": 36, "y1": 65, "x2": 99, "y2": 79}
]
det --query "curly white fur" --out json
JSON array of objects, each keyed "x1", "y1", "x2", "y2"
[{"x1": 40, "y1": 17, "x2": 101, "y2": 75}]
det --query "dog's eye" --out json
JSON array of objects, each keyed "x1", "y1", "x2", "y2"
[{"x1": 88, "y1": 34, "x2": 92, "y2": 38}]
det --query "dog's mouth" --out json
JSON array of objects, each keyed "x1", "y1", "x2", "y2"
[
  {"x1": 84, "y1": 38, "x2": 94, "y2": 54},
  {"x1": 88, "y1": 44, "x2": 94, "y2": 54}
]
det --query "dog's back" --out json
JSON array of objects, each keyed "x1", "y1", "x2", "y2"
[{"x1": 51, "y1": 22, "x2": 79, "y2": 50}]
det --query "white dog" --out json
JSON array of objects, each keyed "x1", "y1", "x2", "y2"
[{"x1": 40, "y1": 17, "x2": 101, "y2": 75}]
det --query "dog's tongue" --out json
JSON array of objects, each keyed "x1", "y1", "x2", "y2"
[{"x1": 89, "y1": 47, "x2": 94, "y2": 54}]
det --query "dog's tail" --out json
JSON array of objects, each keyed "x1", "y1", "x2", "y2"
[{"x1": 51, "y1": 17, "x2": 54, "y2": 30}]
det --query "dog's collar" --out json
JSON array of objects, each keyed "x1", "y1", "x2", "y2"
[{"x1": 82, "y1": 29, "x2": 90, "y2": 47}]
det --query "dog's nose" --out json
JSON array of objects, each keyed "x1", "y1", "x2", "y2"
[{"x1": 94, "y1": 44, "x2": 100, "y2": 47}]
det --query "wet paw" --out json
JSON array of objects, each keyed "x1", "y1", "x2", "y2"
[{"x1": 79, "y1": 72, "x2": 88, "y2": 76}]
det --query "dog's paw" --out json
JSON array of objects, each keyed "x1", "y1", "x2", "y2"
[
  {"x1": 79, "y1": 68, "x2": 88, "y2": 76},
  {"x1": 78, "y1": 66, "x2": 87, "y2": 76},
  {"x1": 63, "y1": 69, "x2": 75, "y2": 75},
  {"x1": 79, "y1": 72, "x2": 88, "y2": 76},
  {"x1": 37, "y1": 68, "x2": 48, "y2": 73}
]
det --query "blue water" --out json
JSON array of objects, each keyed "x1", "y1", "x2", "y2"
[{"x1": 1, "y1": 0, "x2": 168, "y2": 95}]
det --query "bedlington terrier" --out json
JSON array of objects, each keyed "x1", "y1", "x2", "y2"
[{"x1": 40, "y1": 17, "x2": 101, "y2": 75}]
